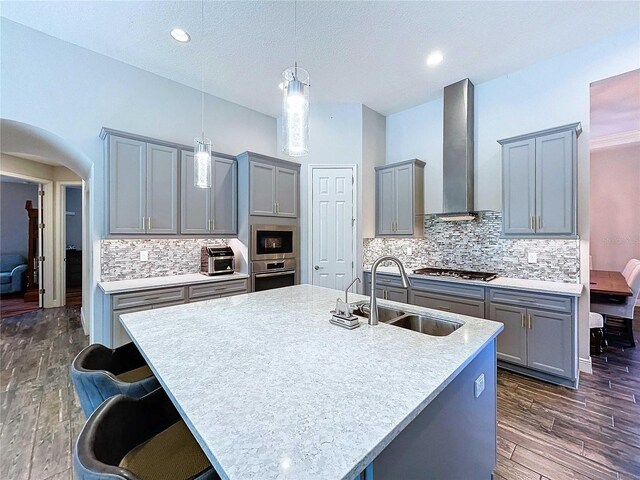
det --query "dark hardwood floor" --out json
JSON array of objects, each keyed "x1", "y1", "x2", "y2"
[
  {"x1": 1, "y1": 306, "x2": 638, "y2": 479},
  {"x1": 1, "y1": 293, "x2": 40, "y2": 319}
]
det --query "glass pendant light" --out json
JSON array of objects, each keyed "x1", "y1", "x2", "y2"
[
  {"x1": 194, "y1": 0, "x2": 212, "y2": 188},
  {"x1": 281, "y1": 0, "x2": 310, "y2": 157}
]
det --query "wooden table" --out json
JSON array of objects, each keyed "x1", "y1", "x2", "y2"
[{"x1": 590, "y1": 270, "x2": 633, "y2": 297}]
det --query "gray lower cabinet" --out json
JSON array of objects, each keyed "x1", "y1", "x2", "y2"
[
  {"x1": 499, "y1": 123, "x2": 580, "y2": 237},
  {"x1": 106, "y1": 133, "x2": 178, "y2": 235},
  {"x1": 488, "y1": 289, "x2": 575, "y2": 383},
  {"x1": 375, "y1": 159, "x2": 425, "y2": 237},
  {"x1": 410, "y1": 290, "x2": 485, "y2": 318},
  {"x1": 489, "y1": 303, "x2": 527, "y2": 366},
  {"x1": 364, "y1": 273, "x2": 409, "y2": 303},
  {"x1": 107, "y1": 278, "x2": 248, "y2": 348},
  {"x1": 249, "y1": 159, "x2": 299, "y2": 217},
  {"x1": 181, "y1": 152, "x2": 237, "y2": 235}
]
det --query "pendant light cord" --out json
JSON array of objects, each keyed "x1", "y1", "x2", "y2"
[
  {"x1": 201, "y1": 0, "x2": 205, "y2": 140},
  {"x1": 294, "y1": 0, "x2": 297, "y2": 77}
]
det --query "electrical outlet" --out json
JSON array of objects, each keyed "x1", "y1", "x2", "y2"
[
  {"x1": 406, "y1": 247, "x2": 413, "y2": 256},
  {"x1": 527, "y1": 252, "x2": 538, "y2": 264},
  {"x1": 474, "y1": 373, "x2": 485, "y2": 398},
  {"x1": 140, "y1": 251, "x2": 149, "y2": 262}
]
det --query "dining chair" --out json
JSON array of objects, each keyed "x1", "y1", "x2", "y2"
[
  {"x1": 622, "y1": 259, "x2": 640, "y2": 282},
  {"x1": 74, "y1": 388, "x2": 219, "y2": 480},
  {"x1": 71, "y1": 342, "x2": 160, "y2": 417},
  {"x1": 589, "y1": 312, "x2": 604, "y2": 355},
  {"x1": 591, "y1": 263, "x2": 640, "y2": 348}
]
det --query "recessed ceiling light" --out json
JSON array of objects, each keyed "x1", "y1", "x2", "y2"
[
  {"x1": 426, "y1": 51, "x2": 444, "y2": 67},
  {"x1": 170, "y1": 28, "x2": 191, "y2": 43}
]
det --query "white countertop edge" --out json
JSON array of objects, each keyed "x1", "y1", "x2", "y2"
[
  {"x1": 98, "y1": 272, "x2": 250, "y2": 294},
  {"x1": 363, "y1": 267, "x2": 583, "y2": 297}
]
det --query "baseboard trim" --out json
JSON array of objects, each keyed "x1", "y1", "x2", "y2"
[{"x1": 579, "y1": 357, "x2": 593, "y2": 374}]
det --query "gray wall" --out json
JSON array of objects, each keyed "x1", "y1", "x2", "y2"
[
  {"x1": 0, "y1": 180, "x2": 39, "y2": 258},
  {"x1": 65, "y1": 186, "x2": 82, "y2": 249}
]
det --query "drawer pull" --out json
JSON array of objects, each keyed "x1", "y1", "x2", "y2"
[
  {"x1": 436, "y1": 305, "x2": 451, "y2": 311},
  {"x1": 144, "y1": 296, "x2": 161, "y2": 301},
  {"x1": 518, "y1": 298, "x2": 536, "y2": 303}
]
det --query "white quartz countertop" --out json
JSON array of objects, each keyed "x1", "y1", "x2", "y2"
[
  {"x1": 98, "y1": 272, "x2": 249, "y2": 294},
  {"x1": 364, "y1": 266, "x2": 583, "y2": 296},
  {"x1": 120, "y1": 284, "x2": 503, "y2": 480}
]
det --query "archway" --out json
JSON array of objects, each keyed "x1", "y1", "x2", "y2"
[{"x1": 1, "y1": 118, "x2": 94, "y2": 335}]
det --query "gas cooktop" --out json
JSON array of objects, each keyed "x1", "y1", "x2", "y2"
[{"x1": 412, "y1": 267, "x2": 499, "y2": 282}]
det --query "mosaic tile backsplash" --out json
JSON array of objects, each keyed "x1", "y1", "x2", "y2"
[
  {"x1": 101, "y1": 239, "x2": 227, "y2": 281},
  {"x1": 363, "y1": 211, "x2": 580, "y2": 283}
]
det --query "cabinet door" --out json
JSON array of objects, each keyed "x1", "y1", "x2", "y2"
[
  {"x1": 394, "y1": 164, "x2": 414, "y2": 235},
  {"x1": 410, "y1": 291, "x2": 485, "y2": 318},
  {"x1": 385, "y1": 286, "x2": 408, "y2": 303},
  {"x1": 275, "y1": 166, "x2": 298, "y2": 217},
  {"x1": 109, "y1": 136, "x2": 146, "y2": 234},
  {"x1": 250, "y1": 161, "x2": 276, "y2": 216},
  {"x1": 212, "y1": 157, "x2": 238, "y2": 234},
  {"x1": 527, "y1": 308, "x2": 572, "y2": 378},
  {"x1": 502, "y1": 139, "x2": 536, "y2": 235},
  {"x1": 180, "y1": 150, "x2": 210, "y2": 234},
  {"x1": 146, "y1": 143, "x2": 178, "y2": 234},
  {"x1": 535, "y1": 130, "x2": 574, "y2": 235},
  {"x1": 376, "y1": 168, "x2": 396, "y2": 235},
  {"x1": 489, "y1": 303, "x2": 527, "y2": 366},
  {"x1": 112, "y1": 306, "x2": 147, "y2": 348}
]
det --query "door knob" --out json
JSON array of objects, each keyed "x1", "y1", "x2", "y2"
[{"x1": 314, "y1": 265, "x2": 320, "y2": 270}]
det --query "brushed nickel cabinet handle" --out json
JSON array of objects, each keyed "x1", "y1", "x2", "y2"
[
  {"x1": 521, "y1": 313, "x2": 524, "y2": 328},
  {"x1": 530, "y1": 216, "x2": 534, "y2": 230},
  {"x1": 148, "y1": 217, "x2": 152, "y2": 230},
  {"x1": 436, "y1": 305, "x2": 451, "y2": 311},
  {"x1": 538, "y1": 216, "x2": 542, "y2": 229},
  {"x1": 212, "y1": 219, "x2": 215, "y2": 230},
  {"x1": 528, "y1": 314, "x2": 532, "y2": 329},
  {"x1": 144, "y1": 296, "x2": 160, "y2": 301}
]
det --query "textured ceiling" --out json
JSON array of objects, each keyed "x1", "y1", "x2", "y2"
[{"x1": 2, "y1": 1, "x2": 639, "y2": 117}]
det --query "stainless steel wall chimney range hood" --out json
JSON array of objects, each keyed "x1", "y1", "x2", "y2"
[{"x1": 439, "y1": 78, "x2": 476, "y2": 221}]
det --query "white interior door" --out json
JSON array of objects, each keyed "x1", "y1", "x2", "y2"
[
  {"x1": 311, "y1": 167, "x2": 355, "y2": 290},
  {"x1": 37, "y1": 184, "x2": 44, "y2": 308}
]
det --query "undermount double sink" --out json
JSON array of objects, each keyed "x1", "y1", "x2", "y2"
[{"x1": 351, "y1": 301, "x2": 463, "y2": 337}]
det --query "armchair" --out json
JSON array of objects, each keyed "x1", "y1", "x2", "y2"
[{"x1": 0, "y1": 254, "x2": 28, "y2": 294}]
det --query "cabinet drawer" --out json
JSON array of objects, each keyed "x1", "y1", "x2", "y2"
[
  {"x1": 113, "y1": 287, "x2": 186, "y2": 310},
  {"x1": 410, "y1": 278, "x2": 485, "y2": 301},
  {"x1": 188, "y1": 279, "x2": 248, "y2": 300},
  {"x1": 364, "y1": 272, "x2": 406, "y2": 289},
  {"x1": 410, "y1": 291, "x2": 485, "y2": 318},
  {"x1": 488, "y1": 289, "x2": 572, "y2": 314}
]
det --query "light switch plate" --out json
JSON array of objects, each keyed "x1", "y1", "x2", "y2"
[
  {"x1": 527, "y1": 252, "x2": 538, "y2": 264},
  {"x1": 140, "y1": 251, "x2": 149, "y2": 261},
  {"x1": 474, "y1": 373, "x2": 485, "y2": 398},
  {"x1": 406, "y1": 247, "x2": 413, "y2": 256}
]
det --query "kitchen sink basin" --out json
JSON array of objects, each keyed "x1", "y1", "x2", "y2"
[
  {"x1": 388, "y1": 315, "x2": 462, "y2": 337},
  {"x1": 351, "y1": 302, "x2": 405, "y2": 323}
]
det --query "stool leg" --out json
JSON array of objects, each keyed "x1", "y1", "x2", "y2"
[{"x1": 595, "y1": 328, "x2": 603, "y2": 355}]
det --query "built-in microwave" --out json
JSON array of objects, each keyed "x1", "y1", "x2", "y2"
[{"x1": 251, "y1": 224, "x2": 297, "y2": 261}]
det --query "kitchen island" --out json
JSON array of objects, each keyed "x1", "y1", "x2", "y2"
[{"x1": 120, "y1": 284, "x2": 503, "y2": 480}]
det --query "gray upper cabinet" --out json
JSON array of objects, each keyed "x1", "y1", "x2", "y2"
[
  {"x1": 375, "y1": 159, "x2": 425, "y2": 237},
  {"x1": 107, "y1": 134, "x2": 177, "y2": 235},
  {"x1": 502, "y1": 139, "x2": 536, "y2": 235},
  {"x1": 146, "y1": 144, "x2": 178, "y2": 234},
  {"x1": 499, "y1": 123, "x2": 580, "y2": 237},
  {"x1": 212, "y1": 157, "x2": 238, "y2": 234},
  {"x1": 249, "y1": 159, "x2": 299, "y2": 218},
  {"x1": 108, "y1": 136, "x2": 146, "y2": 234},
  {"x1": 180, "y1": 152, "x2": 237, "y2": 235},
  {"x1": 180, "y1": 151, "x2": 209, "y2": 234}
]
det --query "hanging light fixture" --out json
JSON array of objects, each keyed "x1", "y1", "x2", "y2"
[
  {"x1": 194, "y1": 0, "x2": 212, "y2": 188},
  {"x1": 281, "y1": 0, "x2": 309, "y2": 157}
]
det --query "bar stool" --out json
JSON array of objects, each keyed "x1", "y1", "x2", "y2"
[
  {"x1": 590, "y1": 312, "x2": 604, "y2": 355},
  {"x1": 74, "y1": 388, "x2": 219, "y2": 480},
  {"x1": 71, "y1": 342, "x2": 160, "y2": 417}
]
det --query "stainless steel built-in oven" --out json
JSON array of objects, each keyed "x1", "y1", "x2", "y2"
[
  {"x1": 251, "y1": 224, "x2": 297, "y2": 261},
  {"x1": 251, "y1": 259, "x2": 297, "y2": 292}
]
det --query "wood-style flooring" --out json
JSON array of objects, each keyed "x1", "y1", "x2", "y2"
[
  {"x1": 1, "y1": 294, "x2": 40, "y2": 319},
  {"x1": 1, "y1": 305, "x2": 639, "y2": 479}
]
